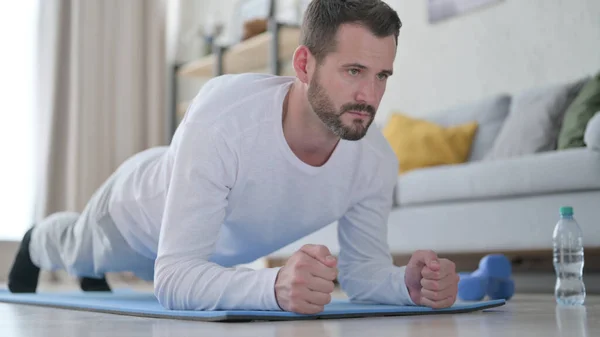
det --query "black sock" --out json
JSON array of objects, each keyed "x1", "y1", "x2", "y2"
[
  {"x1": 8, "y1": 227, "x2": 40, "y2": 293},
  {"x1": 80, "y1": 276, "x2": 111, "y2": 292}
]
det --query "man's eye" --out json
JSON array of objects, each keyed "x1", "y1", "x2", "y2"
[
  {"x1": 348, "y1": 68, "x2": 359, "y2": 76},
  {"x1": 377, "y1": 73, "x2": 388, "y2": 80}
]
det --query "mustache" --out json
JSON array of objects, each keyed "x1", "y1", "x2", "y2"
[{"x1": 341, "y1": 103, "x2": 376, "y2": 116}]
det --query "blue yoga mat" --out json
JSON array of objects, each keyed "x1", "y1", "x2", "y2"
[{"x1": 0, "y1": 289, "x2": 505, "y2": 322}]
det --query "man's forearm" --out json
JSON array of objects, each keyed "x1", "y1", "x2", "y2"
[
  {"x1": 154, "y1": 253, "x2": 282, "y2": 311},
  {"x1": 337, "y1": 262, "x2": 415, "y2": 306}
]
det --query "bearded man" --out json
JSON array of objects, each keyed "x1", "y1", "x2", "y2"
[{"x1": 8, "y1": 0, "x2": 459, "y2": 314}]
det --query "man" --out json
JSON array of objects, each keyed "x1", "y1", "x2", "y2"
[{"x1": 8, "y1": 0, "x2": 459, "y2": 314}]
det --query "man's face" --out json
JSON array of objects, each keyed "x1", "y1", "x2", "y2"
[{"x1": 307, "y1": 23, "x2": 396, "y2": 141}]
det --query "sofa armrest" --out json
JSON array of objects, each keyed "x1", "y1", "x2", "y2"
[{"x1": 585, "y1": 112, "x2": 600, "y2": 150}]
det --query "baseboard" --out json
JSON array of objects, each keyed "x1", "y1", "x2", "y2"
[
  {"x1": 266, "y1": 249, "x2": 600, "y2": 294},
  {"x1": 266, "y1": 248, "x2": 600, "y2": 274},
  {"x1": 390, "y1": 248, "x2": 600, "y2": 274}
]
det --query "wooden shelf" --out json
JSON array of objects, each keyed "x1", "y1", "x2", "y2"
[{"x1": 177, "y1": 26, "x2": 301, "y2": 78}]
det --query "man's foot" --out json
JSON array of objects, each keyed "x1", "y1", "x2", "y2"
[
  {"x1": 8, "y1": 227, "x2": 40, "y2": 293},
  {"x1": 80, "y1": 277, "x2": 111, "y2": 292}
]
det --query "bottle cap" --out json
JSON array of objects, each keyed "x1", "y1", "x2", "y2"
[{"x1": 560, "y1": 206, "x2": 573, "y2": 216}]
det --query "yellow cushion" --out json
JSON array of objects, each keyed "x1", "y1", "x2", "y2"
[{"x1": 383, "y1": 113, "x2": 478, "y2": 174}]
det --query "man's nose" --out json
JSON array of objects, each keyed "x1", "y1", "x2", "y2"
[{"x1": 355, "y1": 79, "x2": 377, "y2": 105}]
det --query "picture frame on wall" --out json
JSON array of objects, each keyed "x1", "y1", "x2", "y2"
[{"x1": 428, "y1": 0, "x2": 504, "y2": 24}]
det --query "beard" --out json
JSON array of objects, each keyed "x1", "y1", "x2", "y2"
[{"x1": 307, "y1": 71, "x2": 376, "y2": 141}]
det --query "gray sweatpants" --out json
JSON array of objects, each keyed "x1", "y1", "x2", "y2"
[{"x1": 29, "y1": 155, "x2": 156, "y2": 282}]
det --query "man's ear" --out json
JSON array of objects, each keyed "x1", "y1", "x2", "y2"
[{"x1": 292, "y1": 45, "x2": 312, "y2": 84}]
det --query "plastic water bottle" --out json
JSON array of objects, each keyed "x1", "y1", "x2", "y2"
[{"x1": 553, "y1": 206, "x2": 586, "y2": 305}]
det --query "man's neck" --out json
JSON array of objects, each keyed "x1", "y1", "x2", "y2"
[{"x1": 282, "y1": 80, "x2": 340, "y2": 167}]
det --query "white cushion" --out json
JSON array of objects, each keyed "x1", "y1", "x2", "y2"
[
  {"x1": 484, "y1": 78, "x2": 587, "y2": 160},
  {"x1": 395, "y1": 148, "x2": 600, "y2": 206},
  {"x1": 424, "y1": 95, "x2": 511, "y2": 162},
  {"x1": 585, "y1": 112, "x2": 600, "y2": 150}
]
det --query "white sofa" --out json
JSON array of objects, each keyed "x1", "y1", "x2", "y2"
[
  {"x1": 386, "y1": 143, "x2": 600, "y2": 255},
  {"x1": 269, "y1": 75, "x2": 600, "y2": 261}
]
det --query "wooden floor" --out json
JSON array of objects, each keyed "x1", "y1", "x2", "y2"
[{"x1": 0, "y1": 281, "x2": 598, "y2": 337}]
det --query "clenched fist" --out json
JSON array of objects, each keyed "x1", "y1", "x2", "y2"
[
  {"x1": 274, "y1": 244, "x2": 338, "y2": 314},
  {"x1": 404, "y1": 250, "x2": 459, "y2": 309}
]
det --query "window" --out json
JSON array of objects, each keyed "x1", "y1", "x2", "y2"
[{"x1": 0, "y1": 0, "x2": 38, "y2": 240}]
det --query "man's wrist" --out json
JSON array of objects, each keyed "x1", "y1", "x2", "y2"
[
  {"x1": 273, "y1": 266, "x2": 284, "y2": 310},
  {"x1": 407, "y1": 285, "x2": 419, "y2": 305},
  {"x1": 399, "y1": 265, "x2": 418, "y2": 306}
]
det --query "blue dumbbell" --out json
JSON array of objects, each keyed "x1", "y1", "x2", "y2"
[
  {"x1": 486, "y1": 276, "x2": 515, "y2": 300},
  {"x1": 458, "y1": 254, "x2": 514, "y2": 301}
]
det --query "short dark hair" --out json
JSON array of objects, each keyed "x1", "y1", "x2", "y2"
[{"x1": 300, "y1": 0, "x2": 402, "y2": 63}]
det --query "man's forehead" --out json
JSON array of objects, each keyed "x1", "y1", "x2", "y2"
[{"x1": 328, "y1": 29, "x2": 396, "y2": 71}]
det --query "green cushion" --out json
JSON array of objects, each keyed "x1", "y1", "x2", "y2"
[{"x1": 557, "y1": 73, "x2": 600, "y2": 149}]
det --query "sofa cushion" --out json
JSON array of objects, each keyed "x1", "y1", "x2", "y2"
[
  {"x1": 585, "y1": 112, "x2": 600, "y2": 150},
  {"x1": 558, "y1": 72, "x2": 600, "y2": 149},
  {"x1": 395, "y1": 148, "x2": 600, "y2": 206},
  {"x1": 424, "y1": 94, "x2": 511, "y2": 162},
  {"x1": 485, "y1": 78, "x2": 588, "y2": 161}
]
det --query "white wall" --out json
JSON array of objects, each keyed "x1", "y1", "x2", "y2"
[{"x1": 375, "y1": 0, "x2": 600, "y2": 125}]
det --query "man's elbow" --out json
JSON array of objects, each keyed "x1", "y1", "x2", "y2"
[
  {"x1": 336, "y1": 271, "x2": 367, "y2": 301},
  {"x1": 336, "y1": 264, "x2": 394, "y2": 304},
  {"x1": 152, "y1": 257, "x2": 219, "y2": 311},
  {"x1": 153, "y1": 261, "x2": 184, "y2": 310}
]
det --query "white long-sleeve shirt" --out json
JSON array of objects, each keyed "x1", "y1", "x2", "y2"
[{"x1": 108, "y1": 73, "x2": 414, "y2": 311}]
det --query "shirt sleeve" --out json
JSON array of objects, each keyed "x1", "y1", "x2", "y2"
[
  {"x1": 153, "y1": 121, "x2": 282, "y2": 311},
  {"x1": 336, "y1": 159, "x2": 415, "y2": 306}
]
